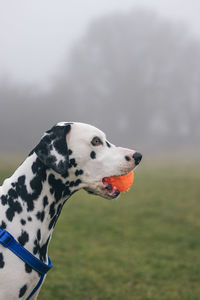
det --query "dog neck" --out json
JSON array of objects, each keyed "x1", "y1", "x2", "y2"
[{"x1": 0, "y1": 152, "x2": 84, "y2": 263}]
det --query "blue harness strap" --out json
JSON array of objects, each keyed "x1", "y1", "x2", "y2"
[
  {"x1": 0, "y1": 228, "x2": 53, "y2": 299},
  {"x1": 26, "y1": 273, "x2": 45, "y2": 300}
]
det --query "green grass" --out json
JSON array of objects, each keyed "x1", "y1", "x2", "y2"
[{"x1": 1, "y1": 159, "x2": 200, "y2": 300}]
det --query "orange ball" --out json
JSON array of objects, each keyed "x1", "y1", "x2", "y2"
[{"x1": 104, "y1": 171, "x2": 134, "y2": 192}]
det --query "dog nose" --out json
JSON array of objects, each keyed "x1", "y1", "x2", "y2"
[{"x1": 133, "y1": 152, "x2": 142, "y2": 165}]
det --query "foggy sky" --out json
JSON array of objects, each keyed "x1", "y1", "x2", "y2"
[
  {"x1": 1, "y1": 7, "x2": 200, "y2": 153},
  {"x1": 0, "y1": 0, "x2": 200, "y2": 89}
]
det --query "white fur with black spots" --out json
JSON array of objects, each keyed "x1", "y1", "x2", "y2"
[{"x1": 0, "y1": 122, "x2": 142, "y2": 299}]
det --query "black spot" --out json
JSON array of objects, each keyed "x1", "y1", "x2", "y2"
[
  {"x1": 27, "y1": 216, "x2": 32, "y2": 222},
  {"x1": 63, "y1": 186, "x2": 71, "y2": 197},
  {"x1": 0, "y1": 221, "x2": 7, "y2": 229},
  {"x1": 90, "y1": 151, "x2": 96, "y2": 159},
  {"x1": 36, "y1": 211, "x2": 45, "y2": 222},
  {"x1": 8, "y1": 188, "x2": 18, "y2": 198},
  {"x1": 39, "y1": 236, "x2": 50, "y2": 262},
  {"x1": 33, "y1": 240, "x2": 38, "y2": 255},
  {"x1": 20, "y1": 219, "x2": 26, "y2": 226},
  {"x1": 69, "y1": 181, "x2": 75, "y2": 187},
  {"x1": 37, "y1": 229, "x2": 41, "y2": 241},
  {"x1": 68, "y1": 158, "x2": 77, "y2": 168},
  {"x1": 49, "y1": 196, "x2": 66, "y2": 229},
  {"x1": 48, "y1": 174, "x2": 70, "y2": 202},
  {"x1": 75, "y1": 169, "x2": 84, "y2": 176},
  {"x1": 49, "y1": 202, "x2": 56, "y2": 218},
  {"x1": 74, "y1": 179, "x2": 82, "y2": 186},
  {"x1": 32, "y1": 158, "x2": 47, "y2": 181},
  {"x1": 49, "y1": 216, "x2": 57, "y2": 230},
  {"x1": 48, "y1": 203, "x2": 63, "y2": 230},
  {"x1": 68, "y1": 149, "x2": 73, "y2": 155},
  {"x1": 18, "y1": 230, "x2": 29, "y2": 246},
  {"x1": 43, "y1": 196, "x2": 49, "y2": 208},
  {"x1": 106, "y1": 141, "x2": 111, "y2": 148},
  {"x1": 1, "y1": 195, "x2": 8, "y2": 205},
  {"x1": 125, "y1": 155, "x2": 131, "y2": 162},
  {"x1": 53, "y1": 124, "x2": 71, "y2": 156},
  {"x1": 25, "y1": 263, "x2": 32, "y2": 273},
  {"x1": 33, "y1": 236, "x2": 50, "y2": 262},
  {"x1": 6, "y1": 198, "x2": 22, "y2": 222},
  {"x1": 62, "y1": 170, "x2": 69, "y2": 179},
  {"x1": 0, "y1": 253, "x2": 5, "y2": 268},
  {"x1": 19, "y1": 284, "x2": 27, "y2": 298},
  {"x1": 53, "y1": 139, "x2": 66, "y2": 157}
]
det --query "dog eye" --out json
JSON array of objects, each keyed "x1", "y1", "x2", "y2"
[{"x1": 91, "y1": 136, "x2": 103, "y2": 146}]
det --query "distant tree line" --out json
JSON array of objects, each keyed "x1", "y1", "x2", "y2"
[{"x1": 0, "y1": 9, "x2": 200, "y2": 152}]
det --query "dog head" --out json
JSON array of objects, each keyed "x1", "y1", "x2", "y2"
[{"x1": 34, "y1": 122, "x2": 142, "y2": 199}]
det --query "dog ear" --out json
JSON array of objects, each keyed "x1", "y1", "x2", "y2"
[{"x1": 33, "y1": 123, "x2": 72, "y2": 175}]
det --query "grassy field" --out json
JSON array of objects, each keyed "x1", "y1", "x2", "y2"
[{"x1": 0, "y1": 158, "x2": 200, "y2": 300}]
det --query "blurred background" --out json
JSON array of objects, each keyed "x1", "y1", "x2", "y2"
[
  {"x1": 0, "y1": 0, "x2": 200, "y2": 155},
  {"x1": 0, "y1": 1, "x2": 200, "y2": 300}
]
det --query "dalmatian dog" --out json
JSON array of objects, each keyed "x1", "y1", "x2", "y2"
[{"x1": 0, "y1": 122, "x2": 142, "y2": 299}]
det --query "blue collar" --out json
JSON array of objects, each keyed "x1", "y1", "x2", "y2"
[{"x1": 0, "y1": 228, "x2": 53, "y2": 299}]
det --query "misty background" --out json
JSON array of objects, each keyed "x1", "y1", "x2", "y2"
[{"x1": 0, "y1": 1, "x2": 200, "y2": 157}]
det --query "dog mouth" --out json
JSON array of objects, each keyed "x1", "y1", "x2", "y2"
[
  {"x1": 101, "y1": 169, "x2": 134, "y2": 199},
  {"x1": 85, "y1": 168, "x2": 134, "y2": 200},
  {"x1": 101, "y1": 178, "x2": 121, "y2": 199},
  {"x1": 84, "y1": 177, "x2": 121, "y2": 200}
]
